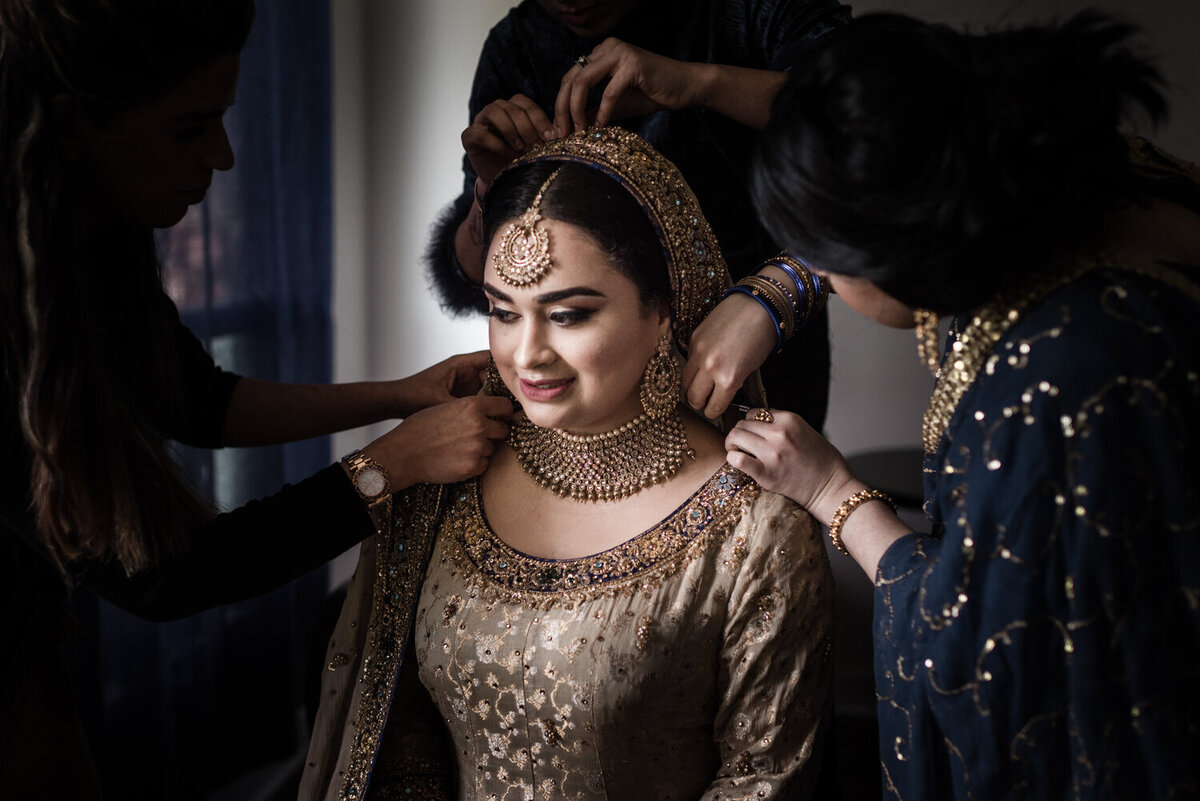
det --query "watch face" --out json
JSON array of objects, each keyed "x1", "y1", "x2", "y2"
[{"x1": 355, "y1": 467, "x2": 387, "y2": 499}]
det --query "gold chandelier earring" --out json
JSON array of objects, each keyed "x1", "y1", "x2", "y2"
[
  {"x1": 639, "y1": 334, "x2": 681, "y2": 419},
  {"x1": 913, "y1": 308, "x2": 941, "y2": 376}
]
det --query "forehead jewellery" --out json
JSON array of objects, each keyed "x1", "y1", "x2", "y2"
[
  {"x1": 493, "y1": 167, "x2": 564, "y2": 287},
  {"x1": 496, "y1": 127, "x2": 729, "y2": 353}
]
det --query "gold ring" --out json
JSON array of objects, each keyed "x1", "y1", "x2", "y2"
[
  {"x1": 575, "y1": 55, "x2": 589, "y2": 69},
  {"x1": 751, "y1": 408, "x2": 774, "y2": 423}
]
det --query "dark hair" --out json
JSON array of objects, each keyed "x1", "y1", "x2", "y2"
[
  {"x1": 0, "y1": 0, "x2": 255, "y2": 572},
  {"x1": 753, "y1": 11, "x2": 1167, "y2": 314},
  {"x1": 482, "y1": 161, "x2": 672, "y2": 310}
]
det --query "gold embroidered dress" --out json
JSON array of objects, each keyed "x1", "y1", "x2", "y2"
[
  {"x1": 300, "y1": 467, "x2": 832, "y2": 801},
  {"x1": 413, "y1": 466, "x2": 830, "y2": 800}
]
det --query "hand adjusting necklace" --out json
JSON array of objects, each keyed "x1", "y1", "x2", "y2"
[{"x1": 491, "y1": 164, "x2": 694, "y2": 502}]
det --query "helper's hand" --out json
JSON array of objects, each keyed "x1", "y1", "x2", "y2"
[
  {"x1": 682, "y1": 292, "x2": 776, "y2": 418},
  {"x1": 724, "y1": 409, "x2": 859, "y2": 524},
  {"x1": 554, "y1": 38, "x2": 699, "y2": 135},
  {"x1": 462, "y1": 94, "x2": 555, "y2": 187},
  {"x1": 365, "y1": 395, "x2": 513, "y2": 490},
  {"x1": 390, "y1": 350, "x2": 491, "y2": 417}
]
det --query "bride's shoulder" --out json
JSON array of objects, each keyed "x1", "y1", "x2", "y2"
[{"x1": 732, "y1": 473, "x2": 821, "y2": 544}]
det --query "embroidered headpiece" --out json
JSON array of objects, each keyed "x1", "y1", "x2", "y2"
[
  {"x1": 492, "y1": 167, "x2": 563, "y2": 287},
  {"x1": 493, "y1": 128, "x2": 730, "y2": 353}
]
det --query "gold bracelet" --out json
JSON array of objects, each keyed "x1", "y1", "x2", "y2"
[
  {"x1": 827, "y1": 488, "x2": 897, "y2": 555},
  {"x1": 738, "y1": 275, "x2": 795, "y2": 338}
]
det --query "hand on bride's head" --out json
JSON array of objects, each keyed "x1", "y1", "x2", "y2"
[{"x1": 462, "y1": 94, "x2": 555, "y2": 187}]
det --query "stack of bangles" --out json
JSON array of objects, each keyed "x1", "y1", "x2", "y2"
[
  {"x1": 721, "y1": 252, "x2": 830, "y2": 352},
  {"x1": 827, "y1": 488, "x2": 897, "y2": 555}
]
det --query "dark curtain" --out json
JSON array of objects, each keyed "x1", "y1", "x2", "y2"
[{"x1": 66, "y1": 3, "x2": 334, "y2": 799}]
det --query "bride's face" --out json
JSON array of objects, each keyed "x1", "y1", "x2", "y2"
[{"x1": 484, "y1": 218, "x2": 670, "y2": 434}]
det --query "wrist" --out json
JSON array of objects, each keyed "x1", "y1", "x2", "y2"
[
  {"x1": 809, "y1": 473, "x2": 866, "y2": 528},
  {"x1": 389, "y1": 376, "x2": 420, "y2": 419},
  {"x1": 341, "y1": 448, "x2": 392, "y2": 515},
  {"x1": 363, "y1": 436, "x2": 417, "y2": 493},
  {"x1": 690, "y1": 62, "x2": 720, "y2": 110},
  {"x1": 722, "y1": 286, "x2": 785, "y2": 351},
  {"x1": 826, "y1": 488, "x2": 898, "y2": 555},
  {"x1": 473, "y1": 177, "x2": 490, "y2": 209}
]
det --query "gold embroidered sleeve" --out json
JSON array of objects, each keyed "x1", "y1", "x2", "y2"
[{"x1": 705, "y1": 492, "x2": 835, "y2": 800}]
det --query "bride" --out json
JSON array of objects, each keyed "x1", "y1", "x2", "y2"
[{"x1": 300, "y1": 128, "x2": 833, "y2": 801}]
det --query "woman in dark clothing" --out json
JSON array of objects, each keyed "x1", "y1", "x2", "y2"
[
  {"x1": 0, "y1": 1, "x2": 510, "y2": 796},
  {"x1": 688, "y1": 12, "x2": 1200, "y2": 799}
]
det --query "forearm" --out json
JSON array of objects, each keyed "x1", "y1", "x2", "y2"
[
  {"x1": 693, "y1": 64, "x2": 788, "y2": 129},
  {"x1": 77, "y1": 464, "x2": 369, "y2": 620},
  {"x1": 428, "y1": 191, "x2": 489, "y2": 315},
  {"x1": 810, "y1": 476, "x2": 913, "y2": 580},
  {"x1": 221, "y1": 377, "x2": 410, "y2": 447},
  {"x1": 453, "y1": 200, "x2": 486, "y2": 286}
]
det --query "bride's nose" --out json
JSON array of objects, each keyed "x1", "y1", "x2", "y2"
[{"x1": 513, "y1": 321, "x2": 554, "y2": 369}]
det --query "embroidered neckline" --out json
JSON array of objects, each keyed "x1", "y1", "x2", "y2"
[{"x1": 442, "y1": 464, "x2": 757, "y2": 601}]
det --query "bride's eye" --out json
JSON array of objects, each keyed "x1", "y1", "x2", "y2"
[
  {"x1": 488, "y1": 307, "x2": 518, "y2": 324},
  {"x1": 549, "y1": 308, "x2": 593, "y2": 325}
]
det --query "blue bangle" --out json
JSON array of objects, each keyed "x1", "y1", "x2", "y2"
[
  {"x1": 723, "y1": 284, "x2": 786, "y2": 352},
  {"x1": 767, "y1": 253, "x2": 829, "y2": 322},
  {"x1": 770, "y1": 258, "x2": 809, "y2": 310}
]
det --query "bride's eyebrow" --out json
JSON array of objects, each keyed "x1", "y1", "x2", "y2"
[
  {"x1": 482, "y1": 283, "x2": 605, "y2": 304},
  {"x1": 534, "y1": 287, "x2": 604, "y2": 304}
]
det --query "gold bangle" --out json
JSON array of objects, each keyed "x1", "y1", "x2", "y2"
[
  {"x1": 738, "y1": 275, "x2": 795, "y2": 339},
  {"x1": 827, "y1": 488, "x2": 897, "y2": 555}
]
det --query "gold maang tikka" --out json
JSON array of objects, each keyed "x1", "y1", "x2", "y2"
[{"x1": 493, "y1": 167, "x2": 564, "y2": 287}]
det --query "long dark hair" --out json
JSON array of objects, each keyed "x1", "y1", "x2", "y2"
[
  {"x1": 1, "y1": 0, "x2": 255, "y2": 573},
  {"x1": 753, "y1": 11, "x2": 1167, "y2": 314},
  {"x1": 482, "y1": 161, "x2": 672, "y2": 310}
]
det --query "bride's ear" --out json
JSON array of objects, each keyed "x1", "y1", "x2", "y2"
[{"x1": 654, "y1": 300, "x2": 672, "y2": 334}]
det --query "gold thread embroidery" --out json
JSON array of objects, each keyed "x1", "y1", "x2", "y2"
[
  {"x1": 442, "y1": 466, "x2": 758, "y2": 608},
  {"x1": 337, "y1": 485, "x2": 444, "y2": 801}
]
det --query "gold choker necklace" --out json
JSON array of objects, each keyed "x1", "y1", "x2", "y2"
[{"x1": 508, "y1": 410, "x2": 694, "y2": 502}]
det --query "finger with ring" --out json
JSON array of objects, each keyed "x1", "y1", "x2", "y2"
[
  {"x1": 752, "y1": 408, "x2": 774, "y2": 423},
  {"x1": 575, "y1": 54, "x2": 590, "y2": 69}
]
